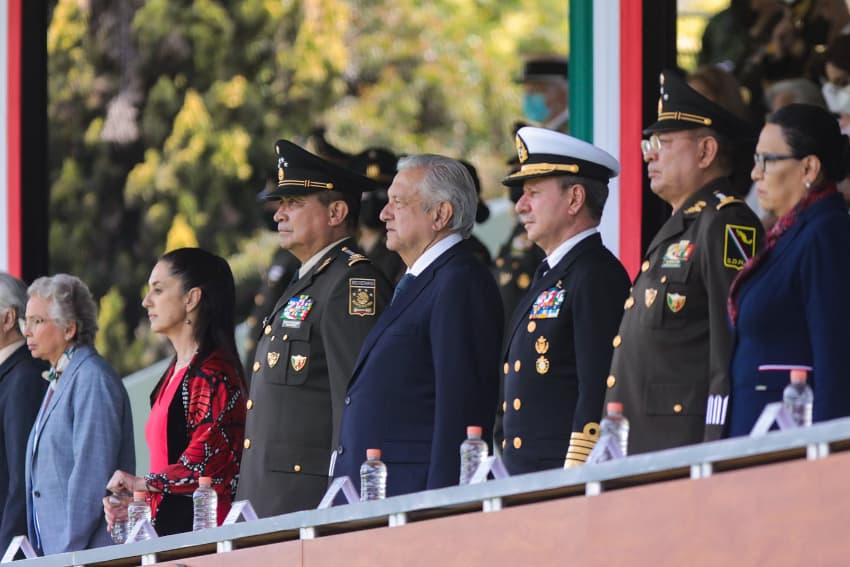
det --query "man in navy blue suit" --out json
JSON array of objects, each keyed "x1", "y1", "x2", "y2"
[
  {"x1": 0, "y1": 273, "x2": 47, "y2": 553},
  {"x1": 332, "y1": 154, "x2": 503, "y2": 497}
]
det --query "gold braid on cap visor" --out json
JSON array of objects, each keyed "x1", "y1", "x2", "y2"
[
  {"x1": 278, "y1": 179, "x2": 335, "y2": 190},
  {"x1": 657, "y1": 111, "x2": 712, "y2": 126},
  {"x1": 511, "y1": 162, "x2": 580, "y2": 177}
]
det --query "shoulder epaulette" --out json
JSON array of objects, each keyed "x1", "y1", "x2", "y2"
[{"x1": 340, "y1": 246, "x2": 371, "y2": 267}]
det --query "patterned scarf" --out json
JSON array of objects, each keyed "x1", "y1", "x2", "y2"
[
  {"x1": 41, "y1": 345, "x2": 76, "y2": 385},
  {"x1": 727, "y1": 183, "x2": 837, "y2": 325}
]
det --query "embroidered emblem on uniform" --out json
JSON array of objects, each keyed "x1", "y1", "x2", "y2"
[
  {"x1": 535, "y1": 336, "x2": 549, "y2": 354},
  {"x1": 529, "y1": 287, "x2": 565, "y2": 319},
  {"x1": 684, "y1": 200, "x2": 707, "y2": 215},
  {"x1": 535, "y1": 356, "x2": 550, "y2": 375},
  {"x1": 723, "y1": 224, "x2": 757, "y2": 270},
  {"x1": 666, "y1": 292, "x2": 686, "y2": 313},
  {"x1": 661, "y1": 240, "x2": 695, "y2": 268},
  {"x1": 349, "y1": 278, "x2": 377, "y2": 316},
  {"x1": 645, "y1": 288, "x2": 658, "y2": 308},
  {"x1": 267, "y1": 352, "x2": 280, "y2": 368},
  {"x1": 290, "y1": 354, "x2": 307, "y2": 372}
]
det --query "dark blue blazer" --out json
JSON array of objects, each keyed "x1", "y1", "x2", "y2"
[
  {"x1": 0, "y1": 344, "x2": 47, "y2": 552},
  {"x1": 333, "y1": 240, "x2": 503, "y2": 496},
  {"x1": 727, "y1": 193, "x2": 850, "y2": 436}
]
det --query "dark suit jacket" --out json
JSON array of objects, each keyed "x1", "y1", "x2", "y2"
[
  {"x1": 497, "y1": 233, "x2": 629, "y2": 474},
  {"x1": 605, "y1": 179, "x2": 764, "y2": 454},
  {"x1": 0, "y1": 344, "x2": 46, "y2": 552},
  {"x1": 333, "y1": 240, "x2": 503, "y2": 497},
  {"x1": 727, "y1": 193, "x2": 850, "y2": 436},
  {"x1": 237, "y1": 239, "x2": 391, "y2": 517}
]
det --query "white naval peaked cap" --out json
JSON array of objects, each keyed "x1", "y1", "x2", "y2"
[{"x1": 502, "y1": 126, "x2": 620, "y2": 186}]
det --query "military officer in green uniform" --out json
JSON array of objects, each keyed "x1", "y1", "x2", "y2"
[
  {"x1": 236, "y1": 140, "x2": 391, "y2": 517},
  {"x1": 605, "y1": 71, "x2": 764, "y2": 454},
  {"x1": 496, "y1": 127, "x2": 630, "y2": 473}
]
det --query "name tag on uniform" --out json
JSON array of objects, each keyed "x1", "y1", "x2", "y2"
[
  {"x1": 529, "y1": 287, "x2": 565, "y2": 319},
  {"x1": 281, "y1": 295, "x2": 314, "y2": 328}
]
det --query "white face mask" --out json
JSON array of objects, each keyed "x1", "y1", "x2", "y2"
[{"x1": 822, "y1": 81, "x2": 850, "y2": 114}]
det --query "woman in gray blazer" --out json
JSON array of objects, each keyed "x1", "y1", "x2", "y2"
[{"x1": 23, "y1": 274, "x2": 134, "y2": 555}]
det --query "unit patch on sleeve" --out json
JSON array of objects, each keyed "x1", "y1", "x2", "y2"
[
  {"x1": 281, "y1": 295, "x2": 314, "y2": 328},
  {"x1": 529, "y1": 286, "x2": 565, "y2": 319},
  {"x1": 349, "y1": 278, "x2": 377, "y2": 316},
  {"x1": 723, "y1": 224, "x2": 757, "y2": 270}
]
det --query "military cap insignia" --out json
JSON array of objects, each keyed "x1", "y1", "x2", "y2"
[
  {"x1": 281, "y1": 295, "x2": 314, "y2": 328},
  {"x1": 535, "y1": 356, "x2": 550, "y2": 375},
  {"x1": 645, "y1": 288, "x2": 658, "y2": 308},
  {"x1": 723, "y1": 224, "x2": 757, "y2": 270},
  {"x1": 267, "y1": 352, "x2": 281, "y2": 368},
  {"x1": 515, "y1": 134, "x2": 530, "y2": 164},
  {"x1": 349, "y1": 278, "x2": 376, "y2": 316},
  {"x1": 366, "y1": 163, "x2": 380, "y2": 179},
  {"x1": 662, "y1": 240, "x2": 695, "y2": 268},
  {"x1": 535, "y1": 336, "x2": 549, "y2": 354},
  {"x1": 666, "y1": 292, "x2": 686, "y2": 313},
  {"x1": 529, "y1": 286, "x2": 565, "y2": 319},
  {"x1": 290, "y1": 354, "x2": 307, "y2": 372}
]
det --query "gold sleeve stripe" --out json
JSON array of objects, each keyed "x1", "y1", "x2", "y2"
[{"x1": 569, "y1": 439, "x2": 596, "y2": 450}]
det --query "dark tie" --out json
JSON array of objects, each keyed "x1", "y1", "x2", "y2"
[
  {"x1": 531, "y1": 260, "x2": 550, "y2": 288},
  {"x1": 392, "y1": 273, "x2": 416, "y2": 305}
]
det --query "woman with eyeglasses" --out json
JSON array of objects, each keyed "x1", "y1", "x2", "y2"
[
  {"x1": 103, "y1": 248, "x2": 246, "y2": 536},
  {"x1": 726, "y1": 103, "x2": 850, "y2": 436},
  {"x1": 23, "y1": 274, "x2": 135, "y2": 555}
]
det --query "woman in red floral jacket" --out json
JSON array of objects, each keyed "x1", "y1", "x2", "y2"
[{"x1": 104, "y1": 248, "x2": 246, "y2": 536}]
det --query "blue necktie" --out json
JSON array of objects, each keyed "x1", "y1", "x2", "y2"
[
  {"x1": 531, "y1": 260, "x2": 550, "y2": 288},
  {"x1": 392, "y1": 273, "x2": 416, "y2": 305}
]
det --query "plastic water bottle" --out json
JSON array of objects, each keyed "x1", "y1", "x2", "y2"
[
  {"x1": 127, "y1": 491, "x2": 152, "y2": 542},
  {"x1": 599, "y1": 401, "x2": 630, "y2": 459},
  {"x1": 192, "y1": 476, "x2": 218, "y2": 531},
  {"x1": 108, "y1": 495, "x2": 128, "y2": 544},
  {"x1": 783, "y1": 368, "x2": 813, "y2": 427},
  {"x1": 359, "y1": 448, "x2": 387, "y2": 501},
  {"x1": 459, "y1": 425, "x2": 488, "y2": 485}
]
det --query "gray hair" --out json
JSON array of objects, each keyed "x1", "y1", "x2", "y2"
[
  {"x1": 28, "y1": 274, "x2": 98, "y2": 346},
  {"x1": 397, "y1": 154, "x2": 477, "y2": 238},
  {"x1": 557, "y1": 176, "x2": 609, "y2": 222},
  {"x1": 0, "y1": 272, "x2": 27, "y2": 325},
  {"x1": 765, "y1": 79, "x2": 827, "y2": 110}
]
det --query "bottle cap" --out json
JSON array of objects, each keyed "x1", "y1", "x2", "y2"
[
  {"x1": 466, "y1": 425, "x2": 483, "y2": 438},
  {"x1": 607, "y1": 401, "x2": 623, "y2": 413},
  {"x1": 133, "y1": 490, "x2": 147, "y2": 500},
  {"x1": 790, "y1": 368, "x2": 808, "y2": 383},
  {"x1": 199, "y1": 476, "x2": 213, "y2": 486},
  {"x1": 366, "y1": 448, "x2": 381, "y2": 459}
]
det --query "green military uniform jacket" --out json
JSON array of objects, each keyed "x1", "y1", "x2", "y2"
[
  {"x1": 605, "y1": 178, "x2": 764, "y2": 454},
  {"x1": 236, "y1": 238, "x2": 391, "y2": 516}
]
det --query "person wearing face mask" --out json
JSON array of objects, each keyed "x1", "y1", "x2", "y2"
[
  {"x1": 519, "y1": 55, "x2": 570, "y2": 133},
  {"x1": 821, "y1": 33, "x2": 850, "y2": 135}
]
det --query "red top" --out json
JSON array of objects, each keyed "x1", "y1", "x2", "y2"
[
  {"x1": 146, "y1": 365, "x2": 188, "y2": 478},
  {"x1": 144, "y1": 351, "x2": 246, "y2": 526}
]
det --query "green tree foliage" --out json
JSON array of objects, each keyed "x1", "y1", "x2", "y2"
[{"x1": 47, "y1": 0, "x2": 567, "y2": 373}]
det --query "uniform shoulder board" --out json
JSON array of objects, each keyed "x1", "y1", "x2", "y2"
[
  {"x1": 712, "y1": 191, "x2": 745, "y2": 210},
  {"x1": 340, "y1": 246, "x2": 371, "y2": 267}
]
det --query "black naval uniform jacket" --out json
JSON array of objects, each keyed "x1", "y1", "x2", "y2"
[
  {"x1": 236, "y1": 238, "x2": 391, "y2": 517},
  {"x1": 497, "y1": 232, "x2": 630, "y2": 474},
  {"x1": 605, "y1": 179, "x2": 764, "y2": 454}
]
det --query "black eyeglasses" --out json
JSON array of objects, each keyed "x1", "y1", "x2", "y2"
[{"x1": 753, "y1": 152, "x2": 798, "y2": 174}]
